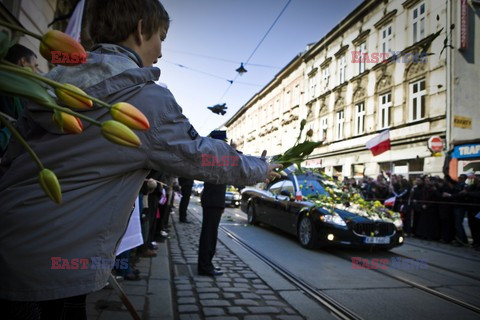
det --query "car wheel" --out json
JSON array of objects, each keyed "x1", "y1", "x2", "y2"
[
  {"x1": 298, "y1": 215, "x2": 318, "y2": 249},
  {"x1": 247, "y1": 202, "x2": 258, "y2": 225}
]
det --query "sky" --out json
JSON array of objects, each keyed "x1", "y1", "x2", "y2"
[{"x1": 157, "y1": 0, "x2": 363, "y2": 136}]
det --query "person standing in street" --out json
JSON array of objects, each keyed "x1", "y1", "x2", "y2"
[
  {"x1": 178, "y1": 177, "x2": 194, "y2": 223},
  {"x1": 197, "y1": 131, "x2": 229, "y2": 277}
]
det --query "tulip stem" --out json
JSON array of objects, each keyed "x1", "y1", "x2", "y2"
[
  {"x1": 0, "y1": 113, "x2": 44, "y2": 170},
  {"x1": 0, "y1": 63, "x2": 112, "y2": 109},
  {"x1": 0, "y1": 20, "x2": 43, "y2": 41},
  {"x1": 46, "y1": 103, "x2": 102, "y2": 126}
]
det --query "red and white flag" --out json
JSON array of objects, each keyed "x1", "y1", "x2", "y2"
[
  {"x1": 366, "y1": 130, "x2": 390, "y2": 156},
  {"x1": 384, "y1": 196, "x2": 396, "y2": 207}
]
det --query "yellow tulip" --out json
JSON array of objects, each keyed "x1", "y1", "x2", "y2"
[
  {"x1": 52, "y1": 112, "x2": 83, "y2": 134},
  {"x1": 40, "y1": 30, "x2": 87, "y2": 66},
  {"x1": 110, "y1": 102, "x2": 150, "y2": 131},
  {"x1": 101, "y1": 120, "x2": 141, "y2": 148},
  {"x1": 55, "y1": 84, "x2": 93, "y2": 110},
  {"x1": 38, "y1": 168, "x2": 62, "y2": 204}
]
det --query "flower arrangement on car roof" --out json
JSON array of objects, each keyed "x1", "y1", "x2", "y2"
[{"x1": 299, "y1": 169, "x2": 401, "y2": 223}]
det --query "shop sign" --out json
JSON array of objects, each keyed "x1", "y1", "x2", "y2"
[
  {"x1": 452, "y1": 144, "x2": 480, "y2": 159},
  {"x1": 454, "y1": 115, "x2": 472, "y2": 129}
]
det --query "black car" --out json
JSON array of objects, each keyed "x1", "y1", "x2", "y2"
[{"x1": 240, "y1": 172, "x2": 404, "y2": 249}]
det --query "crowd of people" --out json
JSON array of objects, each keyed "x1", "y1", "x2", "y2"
[{"x1": 342, "y1": 172, "x2": 480, "y2": 250}]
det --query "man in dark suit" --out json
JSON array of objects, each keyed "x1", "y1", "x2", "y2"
[{"x1": 197, "y1": 131, "x2": 229, "y2": 277}]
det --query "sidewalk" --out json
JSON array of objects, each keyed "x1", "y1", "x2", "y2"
[
  {"x1": 86, "y1": 231, "x2": 173, "y2": 319},
  {"x1": 86, "y1": 201, "x2": 308, "y2": 319}
]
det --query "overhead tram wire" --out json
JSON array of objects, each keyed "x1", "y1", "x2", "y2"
[
  {"x1": 163, "y1": 49, "x2": 282, "y2": 69},
  {"x1": 163, "y1": 60, "x2": 263, "y2": 87},
  {"x1": 200, "y1": 0, "x2": 292, "y2": 132},
  {"x1": 218, "y1": 0, "x2": 292, "y2": 102}
]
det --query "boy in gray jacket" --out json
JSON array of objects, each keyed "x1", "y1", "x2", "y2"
[{"x1": 0, "y1": 0, "x2": 280, "y2": 318}]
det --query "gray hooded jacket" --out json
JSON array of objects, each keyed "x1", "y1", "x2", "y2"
[{"x1": 0, "y1": 44, "x2": 267, "y2": 301}]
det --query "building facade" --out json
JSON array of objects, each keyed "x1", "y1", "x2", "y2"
[{"x1": 225, "y1": 0, "x2": 480, "y2": 180}]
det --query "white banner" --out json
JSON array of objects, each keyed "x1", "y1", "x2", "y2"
[
  {"x1": 116, "y1": 197, "x2": 144, "y2": 255},
  {"x1": 65, "y1": 0, "x2": 85, "y2": 41}
]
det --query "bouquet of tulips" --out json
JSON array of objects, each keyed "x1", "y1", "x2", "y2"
[
  {"x1": 271, "y1": 119, "x2": 323, "y2": 172},
  {"x1": 0, "y1": 22, "x2": 150, "y2": 204}
]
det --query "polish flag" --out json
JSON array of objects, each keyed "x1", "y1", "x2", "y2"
[
  {"x1": 384, "y1": 196, "x2": 396, "y2": 207},
  {"x1": 366, "y1": 130, "x2": 390, "y2": 156}
]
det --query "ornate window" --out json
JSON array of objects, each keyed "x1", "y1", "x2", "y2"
[
  {"x1": 354, "y1": 102, "x2": 365, "y2": 135},
  {"x1": 412, "y1": 2, "x2": 426, "y2": 43},
  {"x1": 319, "y1": 116, "x2": 328, "y2": 141},
  {"x1": 379, "y1": 92, "x2": 392, "y2": 129},
  {"x1": 336, "y1": 110, "x2": 344, "y2": 140},
  {"x1": 338, "y1": 55, "x2": 346, "y2": 85},
  {"x1": 357, "y1": 42, "x2": 366, "y2": 74},
  {"x1": 381, "y1": 24, "x2": 393, "y2": 54},
  {"x1": 409, "y1": 79, "x2": 426, "y2": 121},
  {"x1": 322, "y1": 67, "x2": 330, "y2": 92}
]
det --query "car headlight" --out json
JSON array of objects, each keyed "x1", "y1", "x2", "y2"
[
  {"x1": 234, "y1": 194, "x2": 241, "y2": 200},
  {"x1": 394, "y1": 218, "x2": 403, "y2": 230},
  {"x1": 320, "y1": 214, "x2": 347, "y2": 227}
]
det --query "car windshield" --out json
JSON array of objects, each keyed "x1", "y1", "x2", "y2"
[{"x1": 297, "y1": 178, "x2": 327, "y2": 197}]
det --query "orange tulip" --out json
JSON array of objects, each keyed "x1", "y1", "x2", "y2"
[
  {"x1": 110, "y1": 102, "x2": 150, "y2": 131},
  {"x1": 38, "y1": 168, "x2": 62, "y2": 204},
  {"x1": 101, "y1": 120, "x2": 141, "y2": 148},
  {"x1": 52, "y1": 112, "x2": 83, "y2": 134},
  {"x1": 55, "y1": 84, "x2": 93, "y2": 110},
  {"x1": 40, "y1": 30, "x2": 87, "y2": 66}
]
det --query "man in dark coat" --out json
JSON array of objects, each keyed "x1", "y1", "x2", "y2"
[{"x1": 197, "y1": 131, "x2": 228, "y2": 277}]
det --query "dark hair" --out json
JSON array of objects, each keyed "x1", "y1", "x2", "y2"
[
  {"x1": 87, "y1": 0, "x2": 170, "y2": 45},
  {"x1": 4, "y1": 44, "x2": 37, "y2": 64}
]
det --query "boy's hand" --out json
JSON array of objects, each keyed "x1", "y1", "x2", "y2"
[
  {"x1": 265, "y1": 164, "x2": 282, "y2": 183},
  {"x1": 261, "y1": 150, "x2": 282, "y2": 183}
]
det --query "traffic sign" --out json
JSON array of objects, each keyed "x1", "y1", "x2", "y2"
[{"x1": 428, "y1": 136, "x2": 444, "y2": 153}]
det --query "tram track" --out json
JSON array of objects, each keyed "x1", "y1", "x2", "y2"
[
  {"x1": 324, "y1": 248, "x2": 480, "y2": 315},
  {"x1": 219, "y1": 225, "x2": 365, "y2": 320},
  {"x1": 403, "y1": 241, "x2": 480, "y2": 263},
  {"x1": 388, "y1": 250, "x2": 480, "y2": 283},
  {"x1": 219, "y1": 222, "x2": 480, "y2": 318}
]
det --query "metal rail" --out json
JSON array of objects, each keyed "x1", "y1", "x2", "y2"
[
  {"x1": 391, "y1": 251, "x2": 480, "y2": 283},
  {"x1": 327, "y1": 251, "x2": 480, "y2": 315},
  {"x1": 403, "y1": 241, "x2": 480, "y2": 263},
  {"x1": 220, "y1": 226, "x2": 364, "y2": 320}
]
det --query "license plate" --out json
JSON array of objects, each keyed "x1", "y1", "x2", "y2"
[{"x1": 364, "y1": 237, "x2": 390, "y2": 244}]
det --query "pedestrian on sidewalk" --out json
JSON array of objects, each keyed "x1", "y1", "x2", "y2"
[
  {"x1": 198, "y1": 131, "x2": 229, "y2": 277},
  {"x1": 178, "y1": 177, "x2": 194, "y2": 223},
  {"x1": 0, "y1": 1, "x2": 282, "y2": 318}
]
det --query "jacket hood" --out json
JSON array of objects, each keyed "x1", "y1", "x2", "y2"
[{"x1": 28, "y1": 44, "x2": 160, "y2": 134}]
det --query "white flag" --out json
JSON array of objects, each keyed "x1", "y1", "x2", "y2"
[{"x1": 65, "y1": 0, "x2": 85, "y2": 41}]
